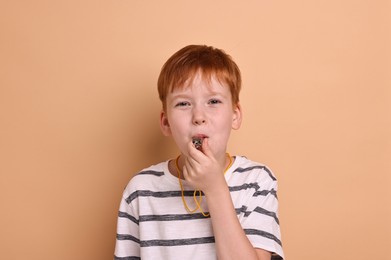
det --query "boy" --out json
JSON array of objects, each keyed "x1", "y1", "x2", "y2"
[{"x1": 114, "y1": 45, "x2": 284, "y2": 259}]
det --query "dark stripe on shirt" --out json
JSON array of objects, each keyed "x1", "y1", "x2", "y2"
[
  {"x1": 229, "y1": 182, "x2": 260, "y2": 192},
  {"x1": 254, "y1": 207, "x2": 280, "y2": 224},
  {"x1": 140, "y1": 236, "x2": 215, "y2": 247},
  {"x1": 253, "y1": 189, "x2": 278, "y2": 199},
  {"x1": 239, "y1": 206, "x2": 279, "y2": 225},
  {"x1": 118, "y1": 211, "x2": 139, "y2": 225},
  {"x1": 234, "y1": 165, "x2": 276, "y2": 181},
  {"x1": 236, "y1": 205, "x2": 248, "y2": 215},
  {"x1": 114, "y1": 256, "x2": 140, "y2": 260},
  {"x1": 134, "y1": 205, "x2": 278, "y2": 224},
  {"x1": 140, "y1": 212, "x2": 210, "y2": 222},
  {"x1": 139, "y1": 207, "x2": 249, "y2": 222},
  {"x1": 137, "y1": 170, "x2": 164, "y2": 176},
  {"x1": 126, "y1": 190, "x2": 204, "y2": 204},
  {"x1": 244, "y1": 228, "x2": 282, "y2": 246},
  {"x1": 117, "y1": 234, "x2": 140, "y2": 244}
]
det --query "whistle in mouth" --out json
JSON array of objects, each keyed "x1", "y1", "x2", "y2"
[{"x1": 192, "y1": 138, "x2": 203, "y2": 150}]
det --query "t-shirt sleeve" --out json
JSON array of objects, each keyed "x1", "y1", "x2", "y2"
[
  {"x1": 114, "y1": 188, "x2": 141, "y2": 259},
  {"x1": 240, "y1": 166, "x2": 284, "y2": 259}
]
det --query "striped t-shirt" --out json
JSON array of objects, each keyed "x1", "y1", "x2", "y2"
[{"x1": 114, "y1": 155, "x2": 284, "y2": 259}]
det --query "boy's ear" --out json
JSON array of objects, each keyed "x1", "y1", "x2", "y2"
[
  {"x1": 160, "y1": 110, "x2": 172, "y2": 136},
  {"x1": 232, "y1": 103, "x2": 242, "y2": 130}
]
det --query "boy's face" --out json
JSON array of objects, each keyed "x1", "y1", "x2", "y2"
[{"x1": 160, "y1": 72, "x2": 242, "y2": 159}]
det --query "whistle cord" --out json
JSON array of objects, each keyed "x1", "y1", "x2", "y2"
[{"x1": 175, "y1": 153, "x2": 232, "y2": 217}]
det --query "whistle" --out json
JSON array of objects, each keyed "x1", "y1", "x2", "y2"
[{"x1": 192, "y1": 138, "x2": 203, "y2": 150}]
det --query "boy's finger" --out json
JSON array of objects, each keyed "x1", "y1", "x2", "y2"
[
  {"x1": 201, "y1": 138, "x2": 213, "y2": 157},
  {"x1": 188, "y1": 140, "x2": 204, "y2": 160}
]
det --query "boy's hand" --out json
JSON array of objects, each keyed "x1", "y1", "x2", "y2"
[{"x1": 182, "y1": 138, "x2": 227, "y2": 196}]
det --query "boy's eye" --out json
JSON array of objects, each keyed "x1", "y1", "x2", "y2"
[
  {"x1": 175, "y1": 101, "x2": 190, "y2": 107},
  {"x1": 208, "y1": 99, "x2": 221, "y2": 105}
]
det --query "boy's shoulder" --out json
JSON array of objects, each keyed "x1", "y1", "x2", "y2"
[
  {"x1": 134, "y1": 161, "x2": 167, "y2": 178},
  {"x1": 124, "y1": 160, "x2": 169, "y2": 189},
  {"x1": 233, "y1": 155, "x2": 277, "y2": 182}
]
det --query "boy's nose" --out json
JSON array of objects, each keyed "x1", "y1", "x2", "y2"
[
  {"x1": 193, "y1": 118, "x2": 206, "y2": 125},
  {"x1": 192, "y1": 108, "x2": 206, "y2": 125}
]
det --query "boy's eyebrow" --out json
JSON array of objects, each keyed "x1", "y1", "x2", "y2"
[
  {"x1": 208, "y1": 90, "x2": 227, "y2": 96},
  {"x1": 169, "y1": 91, "x2": 228, "y2": 101},
  {"x1": 171, "y1": 87, "x2": 228, "y2": 97},
  {"x1": 169, "y1": 93, "x2": 191, "y2": 100},
  {"x1": 204, "y1": 89, "x2": 230, "y2": 99}
]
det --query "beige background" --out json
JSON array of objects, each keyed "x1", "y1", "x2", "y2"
[{"x1": 1, "y1": 1, "x2": 390, "y2": 259}]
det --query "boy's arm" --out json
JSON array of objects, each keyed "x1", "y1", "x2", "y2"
[
  {"x1": 206, "y1": 182, "x2": 271, "y2": 260},
  {"x1": 183, "y1": 140, "x2": 273, "y2": 260}
]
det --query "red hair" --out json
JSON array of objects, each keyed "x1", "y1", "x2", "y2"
[{"x1": 157, "y1": 45, "x2": 241, "y2": 110}]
